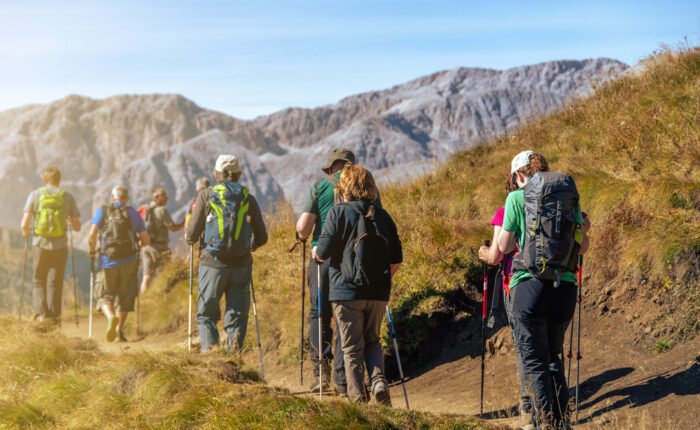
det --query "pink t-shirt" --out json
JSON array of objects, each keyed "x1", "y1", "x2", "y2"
[
  {"x1": 490, "y1": 206, "x2": 515, "y2": 276},
  {"x1": 490, "y1": 207, "x2": 505, "y2": 227}
]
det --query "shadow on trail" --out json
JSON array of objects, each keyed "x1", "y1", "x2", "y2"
[
  {"x1": 575, "y1": 367, "x2": 635, "y2": 404},
  {"x1": 577, "y1": 356, "x2": 700, "y2": 424},
  {"x1": 384, "y1": 265, "x2": 508, "y2": 381},
  {"x1": 477, "y1": 405, "x2": 519, "y2": 420}
]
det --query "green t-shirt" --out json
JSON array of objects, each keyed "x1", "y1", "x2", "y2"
[
  {"x1": 303, "y1": 173, "x2": 341, "y2": 247},
  {"x1": 502, "y1": 189, "x2": 584, "y2": 289}
]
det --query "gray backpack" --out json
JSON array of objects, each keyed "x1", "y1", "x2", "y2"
[{"x1": 512, "y1": 172, "x2": 580, "y2": 286}]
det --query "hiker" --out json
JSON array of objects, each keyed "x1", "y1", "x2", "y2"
[
  {"x1": 186, "y1": 154, "x2": 268, "y2": 353},
  {"x1": 478, "y1": 172, "x2": 534, "y2": 429},
  {"x1": 295, "y1": 147, "x2": 360, "y2": 394},
  {"x1": 139, "y1": 187, "x2": 184, "y2": 293},
  {"x1": 88, "y1": 185, "x2": 150, "y2": 342},
  {"x1": 497, "y1": 150, "x2": 590, "y2": 429},
  {"x1": 20, "y1": 166, "x2": 82, "y2": 326},
  {"x1": 316, "y1": 164, "x2": 403, "y2": 405},
  {"x1": 184, "y1": 177, "x2": 210, "y2": 234}
]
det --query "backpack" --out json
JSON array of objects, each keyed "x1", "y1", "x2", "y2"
[
  {"x1": 203, "y1": 182, "x2": 253, "y2": 258},
  {"x1": 101, "y1": 205, "x2": 137, "y2": 259},
  {"x1": 34, "y1": 187, "x2": 66, "y2": 238},
  {"x1": 341, "y1": 204, "x2": 392, "y2": 289},
  {"x1": 138, "y1": 205, "x2": 158, "y2": 240},
  {"x1": 512, "y1": 172, "x2": 580, "y2": 286}
]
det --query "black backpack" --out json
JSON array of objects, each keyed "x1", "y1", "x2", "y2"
[
  {"x1": 512, "y1": 172, "x2": 580, "y2": 286},
  {"x1": 101, "y1": 205, "x2": 137, "y2": 259},
  {"x1": 341, "y1": 204, "x2": 392, "y2": 289}
]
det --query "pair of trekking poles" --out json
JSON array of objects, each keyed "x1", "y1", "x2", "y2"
[
  {"x1": 17, "y1": 227, "x2": 81, "y2": 329},
  {"x1": 478, "y1": 242, "x2": 584, "y2": 422},
  {"x1": 289, "y1": 238, "x2": 410, "y2": 408},
  {"x1": 184, "y1": 245, "x2": 265, "y2": 379}
]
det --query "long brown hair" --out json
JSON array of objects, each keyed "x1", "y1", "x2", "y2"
[
  {"x1": 517, "y1": 153, "x2": 549, "y2": 177},
  {"x1": 337, "y1": 164, "x2": 378, "y2": 202}
]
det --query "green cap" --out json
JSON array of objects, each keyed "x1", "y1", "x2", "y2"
[{"x1": 322, "y1": 147, "x2": 356, "y2": 173}]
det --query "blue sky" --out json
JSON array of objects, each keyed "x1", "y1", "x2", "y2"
[{"x1": 0, "y1": 1, "x2": 697, "y2": 118}]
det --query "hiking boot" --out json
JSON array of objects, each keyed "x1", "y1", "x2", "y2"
[
  {"x1": 373, "y1": 381, "x2": 392, "y2": 407},
  {"x1": 334, "y1": 384, "x2": 347, "y2": 398},
  {"x1": 510, "y1": 411, "x2": 535, "y2": 430},
  {"x1": 116, "y1": 331, "x2": 128, "y2": 343},
  {"x1": 106, "y1": 316, "x2": 119, "y2": 342},
  {"x1": 309, "y1": 361, "x2": 331, "y2": 392}
]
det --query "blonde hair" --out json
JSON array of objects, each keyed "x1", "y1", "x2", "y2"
[{"x1": 337, "y1": 164, "x2": 378, "y2": 202}]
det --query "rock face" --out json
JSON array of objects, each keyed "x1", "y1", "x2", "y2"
[{"x1": 0, "y1": 58, "x2": 627, "y2": 237}]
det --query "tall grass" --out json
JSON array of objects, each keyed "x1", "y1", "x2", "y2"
[{"x1": 0, "y1": 317, "x2": 487, "y2": 429}]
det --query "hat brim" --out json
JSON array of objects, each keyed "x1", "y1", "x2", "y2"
[{"x1": 321, "y1": 157, "x2": 352, "y2": 173}]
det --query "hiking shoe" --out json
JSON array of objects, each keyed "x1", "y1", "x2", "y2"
[
  {"x1": 510, "y1": 411, "x2": 535, "y2": 430},
  {"x1": 308, "y1": 376, "x2": 330, "y2": 392},
  {"x1": 116, "y1": 331, "x2": 128, "y2": 343},
  {"x1": 106, "y1": 316, "x2": 119, "y2": 342},
  {"x1": 373, "y1": 381, "x2": 392, "y2": 407},
  {"x1": 334, "y1": 384, "x2": 347, "y2": 398}
]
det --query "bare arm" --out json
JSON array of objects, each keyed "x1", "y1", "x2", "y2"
[
  {"x1": 169, "y1": 222, "x2": 184, "y2": 233},
  {"x1": 20, "y1": 212, "x2": 32, "y2": 237},
  {"x1": 498, "y1": 228, "x2": 517, "y2": 255},
  {"x1": 68, "y1": 216, "x2": 82, "y2": 232},
  {"x1": 390, "y1": 263, "x2": 401, "y2": 276},
  {"x1": 88, "y1": 224, "x2": 99, "y2": 254},
  {"x1": 479, "y1": 226, "x2": 504, "y2": 266},
  {"x1": 295, "y1": 212, "x2": 317, "y2": 240},
  {"x1": 139, "y1": 231, "x2": 151, "y2": 247}
]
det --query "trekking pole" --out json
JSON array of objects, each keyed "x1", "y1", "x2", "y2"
[
  {"x1": 317, "y1": 260, "x2": 323, "y2": 400},
  {"x1": 88, "y1": 256, "x2": 95, "y2": 338},
  {"x1": 68, "y1": 226, "x2": 79, "y2": 328},
  {"x1": 17, "y1": 237, "x2": 29, "y2": 320},
  {"x1": 386, "y1": 305, "x2": 410, "y2": 409},
  {"x1": 188, "y1": 243, "x2": 194, "y2": 353},
  {"x1": 575, "y1": 255, "x2": 583, "y2": 424},
  {"x1": 480, "y1": 239, "x2": 490, "y2": 416},
  {"x1": 250, "y1": 273, "x2": 265, "y2": 380}
]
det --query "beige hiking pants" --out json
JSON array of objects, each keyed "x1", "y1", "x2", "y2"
[{"x1": 332, "y1": 299, "x2": 388, "y2": 402}]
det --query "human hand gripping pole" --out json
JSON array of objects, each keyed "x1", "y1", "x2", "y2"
[
  {"x1": 386, "y1": 305, "x2": 410, "y2": 409},
  {"x1": 480, "y1": 239, "x2": 490, "y2": 416}
]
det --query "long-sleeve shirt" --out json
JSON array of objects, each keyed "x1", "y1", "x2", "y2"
[
  {"x1": 316, "y1": 200, "x2": 402, "y2": 302},
  {"x1": 186, "y1": 182, "x2": 268, "y2": 268}
]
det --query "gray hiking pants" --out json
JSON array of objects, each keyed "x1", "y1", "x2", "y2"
[
  {"x1": 197, "y1": 264, "x2": 251, "y2": 352},
  {"x1": 332, "y1": 299, "x2": 388, "y2": 403},
  {"x1": 308, "y1": 259, "x2": 345, "y2": 387},
  {"x1": 510, "y1": 277, "x2": 577, "y2": 428},
  {"x1": 503, "y1": 276, "x2": 533, "y2": 413},
  {"x1": 32, "y1": 247, "x2": 67, "y2": 321}
]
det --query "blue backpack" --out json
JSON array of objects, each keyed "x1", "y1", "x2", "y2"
[{"x1": 203, "y1": 182, "x2": 253, "y2": 258}]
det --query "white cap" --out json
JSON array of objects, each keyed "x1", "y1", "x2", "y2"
[
  {"x1": 215, "y1": 154, "x2": 241, "y2": 173},
  {"x1": 511, "y1": 150, "x2": 534, "y2": 174}
]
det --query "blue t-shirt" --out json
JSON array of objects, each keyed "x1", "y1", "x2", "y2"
[{"x1": 92, "y1": 202, "x2": 146, "y2": 269}]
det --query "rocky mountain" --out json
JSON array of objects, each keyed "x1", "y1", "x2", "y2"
[{"x1": 0, "y1": 58, "x2": 627, "y2": 243}]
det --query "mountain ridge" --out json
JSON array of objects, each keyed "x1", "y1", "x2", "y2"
[{"x1": 0, "y1": 58, "x2": 627, "y2": 237}]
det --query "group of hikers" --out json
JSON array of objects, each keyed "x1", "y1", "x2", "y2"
[{"x1": 19, "y1": 146, "x2": 589, "y2": 430}]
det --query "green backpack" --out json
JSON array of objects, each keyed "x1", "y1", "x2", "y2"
[{"x1": 34, "y1": 188, "x2": 66, "y2": 238}]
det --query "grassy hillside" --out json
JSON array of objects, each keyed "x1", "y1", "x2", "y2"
[
  {"x1": 136, "y1": 48, "x2": 699, "y2": 373},
  {"x1": 0, "y1": 318, "x2": 487, "y2": 430}
]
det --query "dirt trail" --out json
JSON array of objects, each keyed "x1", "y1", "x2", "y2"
[
  {"x1": 59, "y1": 309, "x2": 700, "y2": 429},
  {"x1": 259, "y1": 308, "x2": 700, "y2": 429},
  {"x1": 60, "y1": 315, "x2": 185, "y2": 354}
]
